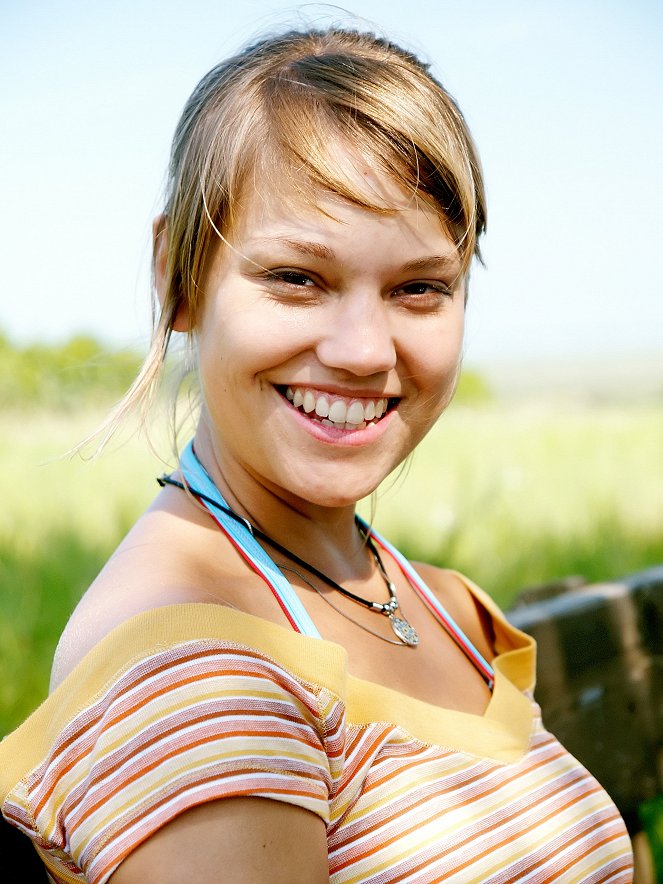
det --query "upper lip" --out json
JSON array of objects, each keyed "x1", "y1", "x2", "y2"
[{"x1": 276, "y1": 383, "x2": 400, "y2": 401}]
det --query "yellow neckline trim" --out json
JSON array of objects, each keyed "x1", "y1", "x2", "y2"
[{"x1": 1, "y1": 600, "x2": 536, "y2": 798}]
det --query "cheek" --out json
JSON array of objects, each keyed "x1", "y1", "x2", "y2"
[
  {"x1": 196, "y1": 305, "x2": 307, "y2": 394},
  {"x1": 409, "y1": 315, "x2": 465, "y2": 388}
]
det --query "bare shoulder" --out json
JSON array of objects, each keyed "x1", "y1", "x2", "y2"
[
  {"x1": 108, "y1": 797, "x2": 328, "y2": 884},
  {"x1": 49, "y1": 487, "x2": 243, "y2": 691},
  {"x1": 410, "y1": 562, "x2": 496, "y2": 659}
]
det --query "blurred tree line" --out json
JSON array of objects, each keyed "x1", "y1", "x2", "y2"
[
  {"x1": 0, "y1": 331, "x2": 491, "y2": 410},
  {"x1": 0, "y1": 332, "x2": 142, "y2": 410}
]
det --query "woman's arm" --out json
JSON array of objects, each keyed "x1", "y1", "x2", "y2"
[{"x1": 109, "y1": 797, "x2": 329, "y2": 883}]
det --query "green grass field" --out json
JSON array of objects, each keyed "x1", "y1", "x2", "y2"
[{"x1": 1, "y1": 400, "x2": 662, "y2": 735}]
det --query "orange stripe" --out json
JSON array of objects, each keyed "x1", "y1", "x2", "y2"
[
  {"x1": 331, "y1": 740, "x2": 566, "y2": 850},
  {"x1": 66, "y1": 723, "x2": 325, "y2": 835},
  {"x1": 330, "y1": 768, "x2": 601, "y2": 872},
  {"x1": 33, "y1": 648, "x2": 323, "y2": 814},
  {"x1": 91, "y1": 771, "x2": 325, "y2": 883},
  {"x1": 527, "y1": 827, "x2": 631, "y2": 884}
]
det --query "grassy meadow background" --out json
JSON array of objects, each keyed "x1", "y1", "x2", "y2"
[{"x1": 1, "y1": 332, "x2": 662, "y2": 736}]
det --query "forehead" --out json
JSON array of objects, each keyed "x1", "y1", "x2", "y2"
[
  {"x1": 233, "y1": 189, "x2": 456, "y2": 268},
  {"x1": 229, "y1": 151, "x2": 454, "y2": 253}
]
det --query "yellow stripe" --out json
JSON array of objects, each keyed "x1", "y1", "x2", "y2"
[
  {"x1": 0, "y1": 604, "x2": 347, "y2": 795},
  {"x1": 33, "y1": 671, "x2": 327, "y2": 836},
  {"x1": 69, "y1": 744, "x2": 328, "y2": 857},
  {"x1": 39, "y1": 729, "x2": 329, "y2": 839},
  {"x1": 334, "y1": 785, "x2": 626, "y2": 883},
  {"x1": 340, "y1": 741, "x2": 570, "y2": 832}
]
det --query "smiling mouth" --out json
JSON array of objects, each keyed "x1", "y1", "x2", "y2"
[{"x1": 277, "y1": 386, "x2": 399, "y2": 430}]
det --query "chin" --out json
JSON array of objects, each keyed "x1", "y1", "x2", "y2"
[
  {"x1": 301, "y1": 488, "x2": 369, "y2": 509},
  {"x1": 291, "y1": 474, "x2": 381, "y2": 509}
]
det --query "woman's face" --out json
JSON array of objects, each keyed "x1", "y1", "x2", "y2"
[{"x1": 194, "y1": 158, "x2": 466, "y2": 512}]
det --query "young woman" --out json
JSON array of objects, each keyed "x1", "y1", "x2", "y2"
[{"x1": 0, "y1": 27, "x2": 633, "y2": 883}]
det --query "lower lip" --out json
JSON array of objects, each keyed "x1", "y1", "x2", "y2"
[{"x1": 278, "y1": 394, "x2": 396, "y2": 447}]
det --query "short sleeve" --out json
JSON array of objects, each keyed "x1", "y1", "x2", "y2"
[{"x1": 8, "y1": 641, "x2": 335, "y2": 884}]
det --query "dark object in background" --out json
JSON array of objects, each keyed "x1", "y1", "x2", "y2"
[
  {"x1": 509, "y1": 566, "x2": 663, "y2": 880},
  {"x1": 0, "y1": 813, "x2": 49, "y2": 882}
]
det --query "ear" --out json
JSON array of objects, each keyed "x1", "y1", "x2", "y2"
[{"x1": 152, "y1": 214, "x2": 191, "y2": 332}]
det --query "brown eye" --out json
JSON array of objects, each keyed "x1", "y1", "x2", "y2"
[
  {"x1": 271, "y1": 271, "x2": 316, "y2": 287},
  {"x1": 398, "y1": 282, "x2": 453, "y2": 297}
]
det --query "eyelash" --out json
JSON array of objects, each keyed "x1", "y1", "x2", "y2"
[
  {"x1": 397, "y1": 281, "x2": 454, "y2": 298},
  {"x1": 263, "y1": 269, "x2": 455, "y2": 307},
  {"x1": 268, "y1": 270, "x2": 316, "y2": 288}
]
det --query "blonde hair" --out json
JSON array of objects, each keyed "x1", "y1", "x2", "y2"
[{"x1": 104, "y1": 26, "x2": 486, "y2": 445}]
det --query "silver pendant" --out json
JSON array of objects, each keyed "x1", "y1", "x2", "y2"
[{"x1": 390, "y1": 616, "x2": 419, "y2": 647}]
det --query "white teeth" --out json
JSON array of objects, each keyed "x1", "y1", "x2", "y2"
[
  {"x1": 346, "y1": 401, "x2": 365, "y2": 425},
  {"x1": 315, "y1": 395, "x2": 330, "y2": 418},
  {"x1": 328, "y1": 400, "x2": 348, "y2": 423},
  {"x1": 284, "y1": 386, "x2": 392, "y2": 427}
]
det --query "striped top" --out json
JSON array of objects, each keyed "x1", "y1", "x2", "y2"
[{"x1": 0, "y1": 583, "x2": 632, "y2": 883}]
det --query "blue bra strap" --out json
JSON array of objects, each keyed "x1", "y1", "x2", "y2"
[
  {"x1": 179, "y1": 442, "x2": 321, "y2": 638},
  {"x1": 178, "y1": 441, "x2": 494, "y2": 688}
]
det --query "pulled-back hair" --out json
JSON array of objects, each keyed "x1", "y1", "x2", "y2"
[{"x1": 108, "y1": 26, "x2": 486, "y2": 442}]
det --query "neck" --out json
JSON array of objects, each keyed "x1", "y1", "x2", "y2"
[{"x1": 191, "y1": 422, "x2": 371, "y2": 583}]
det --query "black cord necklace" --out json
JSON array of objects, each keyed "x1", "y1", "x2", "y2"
[{"x1": 158, "y1": 473, "x2": 420, "y2": 647}]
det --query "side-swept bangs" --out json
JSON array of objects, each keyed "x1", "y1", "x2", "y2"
[
  {"x1": 258, "y1": 51, "x2": 485, "y2": 267},
  {"x1": 165, "y1": 30, "x2": 486, "y2": 327}
]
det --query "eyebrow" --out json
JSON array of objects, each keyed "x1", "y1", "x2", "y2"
[
  {"x1": 249, "y1": 238, "x2": 461, "y2": 276},
  {"x1": 252, "y1": 238, "x2": 336, "y2": 261},
  {"x1": 399, "y1": 255, "x2": 461, "y2": 273}
]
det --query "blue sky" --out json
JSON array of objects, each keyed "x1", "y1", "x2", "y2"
[{"x1": 2, "y1": 0, "x2": 662, "y2": 365}]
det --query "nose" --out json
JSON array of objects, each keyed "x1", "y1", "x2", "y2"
[{"x1": 315, "y1": 290, "x2": 397, "y2": 377}]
